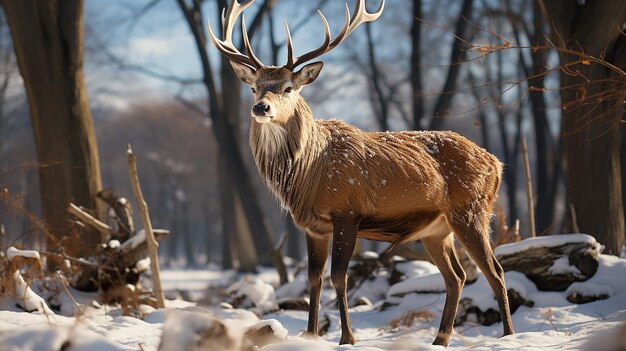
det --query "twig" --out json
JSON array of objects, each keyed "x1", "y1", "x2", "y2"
[
  {"x1": 127, "y1": 144, "x2": 165, "y2": 308},
  {"x1": 271, "y1": 230, "x2": 289, "y2": 286},
  {"x1": 68, "y1": 203, "x2": 115, "y2": 239},
  {"x1": 38, "y1": 251, "x2": 104, "y2": 269},
  {"x1": 55, "y1": 272, "x2": 84, "y2": 315},
  {"x1": 569, "y1": 203, "x2": 580, "y2": 233},
  {"x1": 521, "y1": 136, "x2": 536, "y2": 237}
]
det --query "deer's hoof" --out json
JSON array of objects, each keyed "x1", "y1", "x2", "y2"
[
  {"x1": 339, "y1": 333, "x2": 356, "y2": 345},
  {"x1": 433, "y1": 333, "x2": 450, "y2": 347}
]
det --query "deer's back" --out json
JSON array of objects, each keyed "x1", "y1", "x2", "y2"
[{"x1": 298, "y1": 119, "x2": 501, "y2": 238}]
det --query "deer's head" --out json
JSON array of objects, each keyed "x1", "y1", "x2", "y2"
[{"x1": 207, "y1": 0, "x2": 384, "y2": 125}]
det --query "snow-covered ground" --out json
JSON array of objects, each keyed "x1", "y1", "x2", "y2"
[{"x1": 2, "y1": 235, "x2": 626, "y2": 350}]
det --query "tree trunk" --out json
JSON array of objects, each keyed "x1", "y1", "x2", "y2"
[
  {"x1": 2, "y1": 0, "x2": 103, "y2": 255},
  {"x1": 177, "y1": 0, "x2": 274, "y2": 267},
  {"x1": 365, "y1": 23, "x2": 390, "y2": 131},
  {"x1": 540, "y1": 0, "x2": 625, "y2": 254},
  {"x1": 219, "y1": 34, "x2": 264, "y2": 270},
  {"x1": 527, "y1": 1, "x2": 557, "y2": 235},
  {"x1": 429, "y1": 0, "x2": 474, "y2": 130},
  {"x1": 219, "y1": 159, "x2": 235, "y2": 269},
  {"x1": 411, "y1": 0, "x2": 423, "y2": 130}
]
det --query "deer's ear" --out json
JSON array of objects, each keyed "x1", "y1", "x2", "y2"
[
  {"x1": 294, "y1": 62, "x2": 324, "y2": 87},
  {"x1": 230, "y1": 61, "x2": 256, "y2": 85}
]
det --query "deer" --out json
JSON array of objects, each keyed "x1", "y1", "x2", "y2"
[{"x1": 207, "y1": 0, "x2": 515, "y2": 347}]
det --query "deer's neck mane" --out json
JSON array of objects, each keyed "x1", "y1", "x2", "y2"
[{"x1": 249, "y1": 96, "x2": 328, "y2": 212}]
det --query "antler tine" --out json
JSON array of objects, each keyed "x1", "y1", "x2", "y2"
[
  {"x1": 327, "y1": 4, "x2": 352, "y2": 51},
  {"x1": 345, "y1": 0, "x2": 385, "y2": 37},
  {"x1": 241, "y1": 15, "x2": 263, "y2": 68},
  {"x1": 223, "y1": 0, "x2": 254, "y2": 42},
  {"x1": 286, "y1": 10, "x2": 332, "y2": 70},
  {"x1": 284, "y1": 20, "x2": 295, "y2": 68},
  {"x1": 284, "y1": 0, "x2": 384, "y2": 70},
  {"x1": 206, "y1": 0, "x2": 263, "y2": 69}
]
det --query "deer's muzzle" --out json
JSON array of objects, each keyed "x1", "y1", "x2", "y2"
[{"x1": 252, "y1": 102, "x2": 273, "y2": 123}]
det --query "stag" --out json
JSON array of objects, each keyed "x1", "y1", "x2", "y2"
[{"x1": 207, "y1": 0, "x2": 514, "y2": 346}]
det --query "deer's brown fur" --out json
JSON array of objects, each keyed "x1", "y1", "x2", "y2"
[{"x1": 250, "y1": 78, "x2": 502, "y2": 242}]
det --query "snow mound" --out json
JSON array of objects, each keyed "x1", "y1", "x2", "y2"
[
  {"x1": 0, "y1": 325, "x2": 125, "y2": 351},
  {"x1": 566, "y1": 282, "x2": 612, "y2": 302},
  {"x1": 494, "y1": 233, "x2": 599, "y2": 256},
  {"x1": 393, "y1": 260, "x2": 440, "y2": 279},
  {"x1": 461, "y1": 271, "x2": 535, "y2": 311},
  {"x1": 275, "y1": 276, "x2": 308, "y2": 300},
  {"x1": 158, "y1": 310, "x2": 249, "y2": 351},
  {"x1": 227, "y1": 276, "x2": 278, "y2": 314},
  {"x1": 387, "y1": 273, "x2": 445, "y2": 299},
  {"x1": 11, "y1": 271, "x2": 55, "y2": 315},
  {"x1": 244, "y1": 319, "x2": 288, "y2": 338}
]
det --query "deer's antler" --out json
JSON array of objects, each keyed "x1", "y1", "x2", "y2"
[
  {"x1": 284, "y1": 0, "x2": 385, "y2": 70},
  {"x1": 207, "y1": 0, "x2": 263, "y2": 69}
]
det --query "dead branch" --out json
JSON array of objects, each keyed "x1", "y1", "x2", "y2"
[
  {"x1": 271, "y1": 230, "x2": 289, "y2": 286},
  {"x1": 569, "y1": 203, "x2": 580, "y2": 233},
  {"x1": 97, "y1": 188, "x2": 134, "y2": 242},
  {"x1": 68, "y1": 203, "x2": 116, "y2": 240},
  {"x1": 127, "y1": 144, "x2": 165, "y2": 308},
  {"x1": 521, "y1": 137, "x2": 536, "y2": 237}
]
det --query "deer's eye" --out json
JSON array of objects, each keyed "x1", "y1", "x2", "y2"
[
  {"x1": 251, "y1": 87, "x2": 256, "y2": 94},
  {"x1": 284, "y1": 87, "x2": 293, "y2": 93}
]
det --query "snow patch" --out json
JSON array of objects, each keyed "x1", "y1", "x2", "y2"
[
  {"x1": 0, "y1": 325, "x2": 126, "y2": 351},
  {"x1": 387, "y1": 273, "x2": 446, "y2": 298},
  {"x1": 566, "y1": 282, "x2": 612, "y2": 299},
  {"x1": 136, "y1": 257, "x2": 151, "y2": 272},
  {"x1": 548, "y1": 257, "x2": 582, "y2": 276},
  {"x1": 394, "y1": 260, "x2": 440, "y2": 279},
  {"x1": 227, "y1": 276, "x2": 277, "y2": 314},
  {"x1": 7, "y1": 246, "x2": 40, "y2": 261},
  {"x1": 361, "y1": 251, "x2": 379, "y2": 260},
  {"x1": 11, "y1": 271, "x2": 55, "y2": 315},
  {"x1": 159, "y1": 310, "x2": 245, "y2": 351},
  {"x1": 120, "y1": 229, "x2": 146, "y2": 250},
  {"x1": 494, "y1": 233, "x2": 599, "y2": 256},
  {"x1": 243, "y1": 319, "x2": 288, "y2": 338}
]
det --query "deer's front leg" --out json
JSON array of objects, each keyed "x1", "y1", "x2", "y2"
[
  {"x1": 305, "y1": 232, "x2": 330, "y2": 337},
  {"x1": 330, "y1": 214, "x2": 358, "y2": 345}
]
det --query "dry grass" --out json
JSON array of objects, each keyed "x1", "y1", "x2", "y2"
[
  {"x1": 492, "y1": 204, "x2": 521, "y2": 248},
  {"x1": 386, "y1": 309, "x2": 436, "y2": 331},
  {"x1": 0, "y1": 246, "x2": 44, "y2": 309}
]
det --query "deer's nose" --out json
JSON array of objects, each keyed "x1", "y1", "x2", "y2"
[{"x1": 252, "y1": 102, "x2": 270, "y2": 116}]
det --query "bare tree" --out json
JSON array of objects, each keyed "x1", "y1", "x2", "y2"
[
  {"x1": 540, "y1": 0, "x2": 625, "y2": 253},
  {"x1": 1, "y1": 0, "x2": 103, "y2": 257},
  {"x1": 176, "y1": 0, "x2": 275, "y2": 269},
  {"x1": 429, "y1": 0, "x2": 474, "y2": 130},
  {"x1": 0, "y1": 10, "x2": 18, "y2": 171},
  {"x1": 411, "y1": 0, "x2": 423, "y2": 130}
]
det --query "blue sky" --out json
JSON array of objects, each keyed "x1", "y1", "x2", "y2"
[{"x1": 82, "y1": 0, "x2": 416, "y2": 130}]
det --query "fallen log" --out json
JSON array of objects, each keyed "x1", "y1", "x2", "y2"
[{"x1": 494, "y1": 234, "x2": 601, "y2": 291}]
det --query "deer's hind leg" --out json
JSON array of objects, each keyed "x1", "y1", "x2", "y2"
[
  {"x1": 449, "y1": 207, "x2": 515, "y2": 337},
  {"x1": 330, "y1": 214, "x2": 359, "y2": 345},
  {"x1": 422, "y1": 233, "x2": 466, "y2": 347}
]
